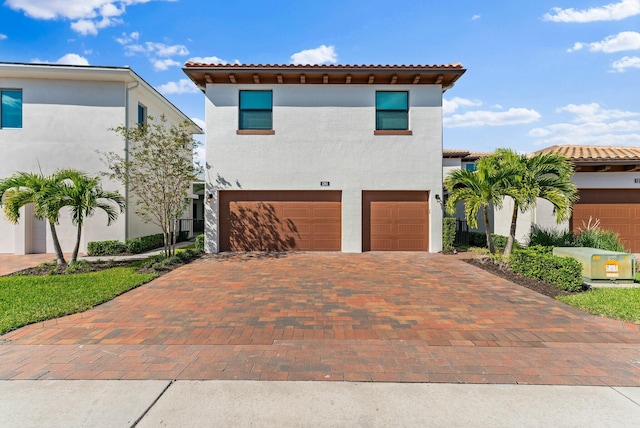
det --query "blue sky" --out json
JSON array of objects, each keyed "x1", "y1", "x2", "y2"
[{"x1": 2, "y1": 0, "x2": 640, "y2": 160}]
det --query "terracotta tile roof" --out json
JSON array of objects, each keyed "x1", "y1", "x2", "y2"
[
  {"x1": 183, "y1": 63, "x2": 464, "y2": 69},
  {"x1": 443, "y1": 149, "x2": 470, "y2": 158},
  {"x1": 535, "y1": 145, "x2": 640, "y2": 161},
  {"x1": 443, "y1": 149, "x2": 491, "y2": 160},
  {"x1": 182, "y1": 63, "x2": 465, "y2": 91}
]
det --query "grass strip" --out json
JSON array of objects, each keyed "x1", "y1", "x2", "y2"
[
  {"x1": 557, "y1": 288, "x2": 640, "y2": 324},
  {"x1": 0, "y1": 267, "x2": 157, "y2": 335}
]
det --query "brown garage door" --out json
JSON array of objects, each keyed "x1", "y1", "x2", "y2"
[
  {"x1": 219, "y1": 191, "x2": 341, "y2": 251},
  {"x1": 363, "y1": 191, "x2": 429, "y2": 251},
  {"x1": 571, "y1": 189, "x2": 640, "y2": 252}
]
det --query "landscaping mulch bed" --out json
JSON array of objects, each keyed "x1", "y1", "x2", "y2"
[{"x1": 464, "y1": 257, "x2": 574, "y2": 298}]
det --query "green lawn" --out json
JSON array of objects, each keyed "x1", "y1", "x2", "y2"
[
  {"x1": 0, "y1": 267, "x2": 157, "y2": 335},
  {"x1": 557, "y1": 288, "x2": 640, "y2": 323}
]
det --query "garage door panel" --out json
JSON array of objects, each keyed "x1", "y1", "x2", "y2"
[
  {"x1": 363, "y1": 191, "x2": 429, "y2": 251},
  {"x1": 572, "y1": 189, "x2": 640, "y2": 253},
  {"x1": 220, "y1": 191, "x2": 341, "y2": 251}
]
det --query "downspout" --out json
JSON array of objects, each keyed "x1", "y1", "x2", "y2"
[{"x1": 125, "y1": 81, "x2": 139, "y2": 240}]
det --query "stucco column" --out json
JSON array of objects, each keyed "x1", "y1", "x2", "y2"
[
  {"x1": 204, "y1": 187, "x2": 219, "y2": 253},
  {"x1": 430, "y1": 191, "x2": 444, "y2": 253},
  {"x1": 341, "y1": 189, "x2": 362, "y2": 253}
]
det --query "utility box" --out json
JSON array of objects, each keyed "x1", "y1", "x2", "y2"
[{"x1": 553, "y1": 247, "x2": 636, "y2": 283}]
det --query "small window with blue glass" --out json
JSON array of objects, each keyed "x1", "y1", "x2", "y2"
[
  {"x1": 1, "y1": 89, "x2": 23, "y2": 129},
  {"x1": 239, "y1": 90, "x2": 272, "y2": 130},
  {"x1": 376, "y1": 91, "x2": 408, "y2": 130},
  {"x1": 137, "y1": 104, "x2": 147, "y2": 126},
  {"x1": 465, "y1": 163, "x2": 477, "y2": 172}
]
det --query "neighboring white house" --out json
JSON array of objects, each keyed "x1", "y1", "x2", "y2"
[
  {"x1": 183, "y1": 63, "x2": 465, "y2": 253},
  {"x1": 445, "y1": 145, "x2": 640, "y2": 253},
  {"x1": 0, "y1": 62, "x2": 202, "y2": 255}
]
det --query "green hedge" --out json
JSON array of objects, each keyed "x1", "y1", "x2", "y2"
[
  {"x1": 443, "y1": 217, "x2": 456, "y2": 252},
  {"x1": 195, "y1": 234, "x2": 205, "y2": 252},
  {"x1": 509, "y1": 246, "x2": 583, "y2": 292},
  {"x1": 87, "y1": 240, "x2": 126, "y2": 256},
  {"x1": 88, "y1": 231, "x2": 189, "y2": 256},
  {"x1": 468, "y1": 232, "x2": 512, "y2": 249}
]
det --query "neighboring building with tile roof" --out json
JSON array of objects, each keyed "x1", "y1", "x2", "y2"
[
  {"x1": 493, "y1": 145, "x2": 640, "y2": 252},
  {"x1": 0, "y1": 62, "x2": 202, "y2": 255},
  {"x1": 184, "y1": 63, "x2": 466, "y2": 253}
]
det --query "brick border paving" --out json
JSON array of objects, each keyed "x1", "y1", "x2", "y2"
[{"x1": 1, "y1": 253, "x2": 639, "y2": 385}]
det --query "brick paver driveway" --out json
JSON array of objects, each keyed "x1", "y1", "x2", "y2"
[{"x1": 1, "y1": 252, "x2": 639, "y2": 385}]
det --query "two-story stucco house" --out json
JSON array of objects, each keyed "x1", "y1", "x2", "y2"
[
  {"x1": 0, "y1": 62, "x2": 201, "y2": 255},
  {"x1": 183, "y1": 63, "x2": 465, "y2": 253}
]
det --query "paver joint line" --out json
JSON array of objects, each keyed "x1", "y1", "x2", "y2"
[{"x1": 1, "y1": 252, "x2": 639, "y2": 385}]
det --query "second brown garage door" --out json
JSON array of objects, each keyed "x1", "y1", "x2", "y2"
[
  {"x1": 363, "y1": 191, "x2": 429, "y2": 251},
  {"x1": 571, "y1": 189, "x2": 640, "y2": 253},
  {"x1": 219, "y1": 191, "x2": 341, "y2": 251}
]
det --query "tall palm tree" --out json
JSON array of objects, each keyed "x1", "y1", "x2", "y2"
[
  {"x1": 492, "y1": 148, "x2": 578, "y2": 256},
  {"x1": 445, "y1": 156, "x2": 512, "y2": 254},
  {"x1": 0, "y1": 171, "x2": 68, "y2": 265},
  {"x1": 57, "y1": 170, "x2": 125, "y2": 264}
]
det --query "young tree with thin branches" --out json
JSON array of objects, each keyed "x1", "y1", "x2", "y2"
[{"x1": 103, "y1": 115, "x2": 201, "y2": 257}]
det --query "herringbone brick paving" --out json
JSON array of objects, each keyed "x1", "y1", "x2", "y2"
[{"x1": 1, "y1": 252, "x2": 639, "y2": 385}]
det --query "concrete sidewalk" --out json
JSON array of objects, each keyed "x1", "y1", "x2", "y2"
[{"x1": 1, "y1": 380, "x2": 639, "y2": 427}]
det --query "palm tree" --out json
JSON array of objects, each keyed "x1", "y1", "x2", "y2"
[
  {"x1": 445, "y1": 156, "x2": 512, "y2": 254},
  {"x1": 57, "y1": 170, "x2": 125, "y2": 264},
  {"x1": 492, "y1": 148, "x2": 578, "y2": 257},
  {"x1": 0, "y1": 171, "x2": 68, "y2": 265}
]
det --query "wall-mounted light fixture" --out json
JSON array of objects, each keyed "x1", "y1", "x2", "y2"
[
  {"x1": 435, "y1": 194, "x2": 442, "y2": 204},
  {"x1": 207, "y1": 193, "x2": 213, "y2": 202}
]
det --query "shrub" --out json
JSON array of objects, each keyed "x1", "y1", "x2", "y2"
[
  {"x1": 195, "y1": 234, "x2": 205, "y2": 252},
  {"x1": 125, "y1": 234, "x2": 165, "y2": 254},
  {"x1": 87, "y1": 240, "x2": 126, "y2": 256},
  {"x1": 443, "y1": 218, "x2": 456, "y2": 252},
  {"x1": 528, "y1": 225, "x2": 575, "y2": 248},
  {"x1": 509, "y1": 246, "x2": 583, "y2": 292},
  {"x1": 468, "y1": 232, "x2": 513, "y2": 250},
  {"x1": 575, "y1": 229, "x2": 627, "y2": 253}
]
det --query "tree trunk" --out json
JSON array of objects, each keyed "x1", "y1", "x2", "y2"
[
  {"x1": 71, "y1": 224, "x2": 82, "y2": 264},
  {"x1": 49, "y1": 221, "x2": 67, "y2": 266},
  {"x1": 504, "y1": 203, "x2": 519, "y2": 257},
  {"x1": 483, "y1": 206, "x2": 495, "y2": 254}
]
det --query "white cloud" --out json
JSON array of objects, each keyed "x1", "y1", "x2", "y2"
[
  {"x1": 56, "y1": 53, "x2": 90, "y2": 65},
  {"x1": 152, "y1": 58, "x2": 180, "y2": 71},
  {"x1": 186, "y1": 56, "x2": 240, "y2": 65},
  {"x1": 157, "y1": 78, "x2": 200, "y2": 94},
  {"x1": 569, "y1": 31, "x2": 640, "y2": 53},
  {"x1": 471, "y1": 14, "x2": 481, "y2": 20},
  {"x1": 444, "y1": 108, "x2": 541, "y2": 128},
  {"x1": 125, "y1": 42, "x2": 189, "y2": 57},
  {"x1": 115, "y1": 31, "x2": 139, "y2": 45},
  {"x1": 0, "y1": 34, "x2": 7, "y2": 40},
  {"x1": 290, "y1": 45, "x2": 337, "y2": 65},
  {"x1": 557, "y1": 103, "x2": 638, "y2": 122},
  {"x1": 612, "y1": 55, "x2": 640, "y2": 71},
  {"x1": 5, "y1": 0, "x2": 160, "y2": 35},
  {"x1": 543, "y1": 0, "x2": 640, "y2": 23},
  {"x1": 31, "y1": 53, "x2": 90, "y2": 66},
  {"x1": 442, "y1": 97, "x2": 483, "y2": 114},
  {"x1": 529, "y1": 103, "x2": 640, "y2": 145}
]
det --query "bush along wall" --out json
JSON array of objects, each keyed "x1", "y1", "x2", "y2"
[
  {"x1": 443, "y1": 217, "x2": 456, "y2": 252},
  {"x1": 509, "y1": 246, "x2": 583, "y2": 292},
  {"x1": 87, "y1": 231, "x2": 189, "y2": 256}
]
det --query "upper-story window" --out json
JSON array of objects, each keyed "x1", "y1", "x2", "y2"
[
  {"x1": 1, "y1": 89, "x2": 23, "y2": 129},
  {"x1": 465, "y1": 163, "x2": 477, "y2": 172},
  {"x1": 376, "y1": 91, "x2": 408, "y2": 131},
  {"x1": 239, "y1": 90, "x2": 272, "y2": 130},
  {"x1": 137, "y1": 103, "x2": 147, "y2": 126}
]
